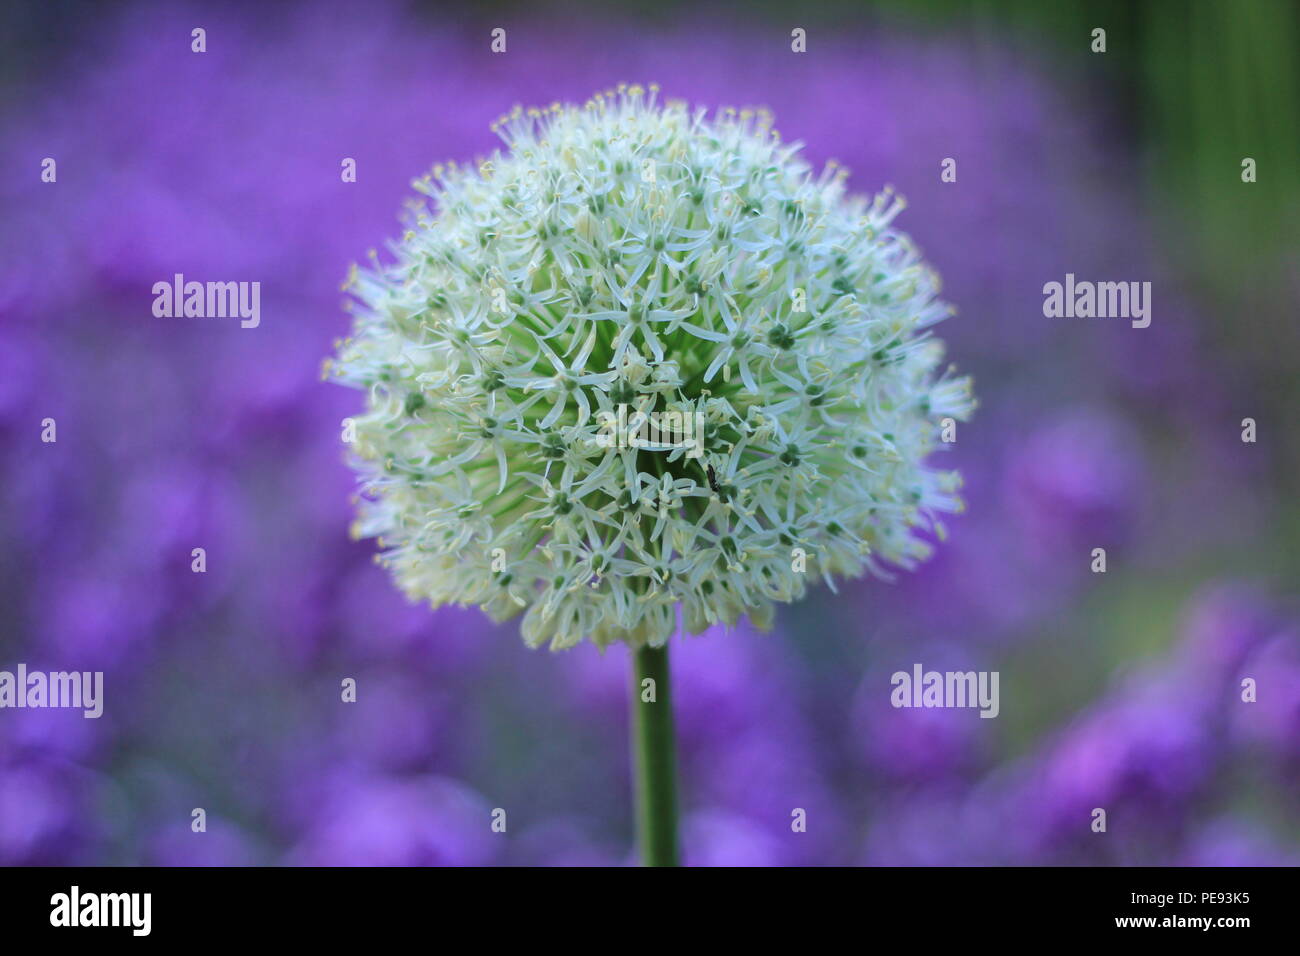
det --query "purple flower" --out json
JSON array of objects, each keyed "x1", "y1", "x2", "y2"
[
  {"x1": 1008, "y1": 672, "x2": 1216, "y2": 863},
  {"x1": 329, "y1": 669, "x2": 452, "y2": 773},
  {"x1": 1179, "y1": 817, "x2": 1299, "y2": 867},
  {"x1": 682, "y1": 810, "x2": 789, "y2": 867},
  {"x1": 852, "y1": 664, "x2": 987, "y2": 785},
  {"x1": 1004, "y1": 407, "x2": 1146, "y2": 555},
  {"x1": 0, "y1": 705, "x2": 105, "y2": 766},
  {"x1": 1179, "y1": 583, "x2": 1284, "y2": 680},
  {"x1": 146, "y1": 818, "x2": 260, "y2": 867},
  {"x1": 863, "y1": 792, "x2": 1006, "y2": 866},
  {"x1": 511, "y1": 819, "x2": 623, "y2": 867},
  {"x1": 0, "y1": 761, "x2": 100, "y2": 865},
  {"x1": 287, "y1": 775, "x2": 498, "y2": 867},
  {"x1": 1232, "y1": 633, "x2": 1300, "y2": 768}
]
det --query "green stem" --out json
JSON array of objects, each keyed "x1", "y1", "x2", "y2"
[{"x1": 630, "y1": 642, "x2": 680, "y2": 866}]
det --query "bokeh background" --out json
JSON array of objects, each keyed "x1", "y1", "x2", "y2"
[{"x1": 1, "y1": 0, "x2": 1297, "y2": 865}]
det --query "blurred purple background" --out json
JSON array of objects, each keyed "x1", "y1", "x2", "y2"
[{"x1": 1, "y1": 1, "x2": 1297, "y2": 865}]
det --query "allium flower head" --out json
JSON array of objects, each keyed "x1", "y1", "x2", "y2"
[{"x1": 330, "y1": 85, "x2": 974, "y2": 650}]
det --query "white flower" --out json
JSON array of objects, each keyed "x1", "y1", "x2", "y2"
[{"x1": 328, "y1": 84, "x2": 975, "y2": 651}]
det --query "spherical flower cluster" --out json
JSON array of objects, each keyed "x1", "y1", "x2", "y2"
[{"x1": 329, "y1": 84, "x2": 974, "y2": 650}]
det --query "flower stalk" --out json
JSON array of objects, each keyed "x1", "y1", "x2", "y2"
[{"x1": 630, "y1": 642, "x2": 680, "y2": 866}]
